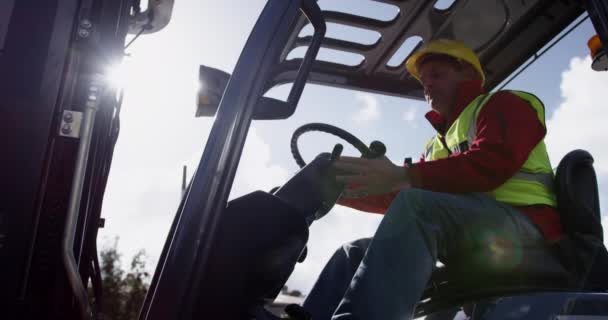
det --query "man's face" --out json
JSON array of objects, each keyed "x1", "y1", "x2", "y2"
[{"x1": 417, "y1": 57, "x2": 468, "y2": 117}]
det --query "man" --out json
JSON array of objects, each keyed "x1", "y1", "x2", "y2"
[{"x1": 301, "y1": 39, "x2": 563, "y2": 320}]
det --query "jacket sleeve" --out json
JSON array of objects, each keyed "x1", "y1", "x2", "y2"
[
  {"x1": 408, "y1": 91, "x2": 547, "y2": 192},
  {"x1": 336, "y1": 191, "x2": 399, "y2": 214}
]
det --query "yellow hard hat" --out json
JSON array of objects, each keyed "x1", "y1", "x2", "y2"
[{"x1": 405, "y1": 39, "x2": 485, "y2": 85}]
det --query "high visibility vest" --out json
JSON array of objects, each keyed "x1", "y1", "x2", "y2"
[{"x1": 423, "y1": 91, "x2": 557, "y2": 207}]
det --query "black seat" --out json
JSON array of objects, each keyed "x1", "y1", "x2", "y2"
[
  {"x1": 552, "y1": 150, "x2": 608, "y2": 291},
  {"x1": 415, "y1": 243, "x2": 575, "y2": 317},
  {"x1": 555, "y1": 150, "x2": 603, "y2": 239},
  {"x1": 415, "y1": 150, "x2": 607, "y2": 318},
  {"x1": 555, "y1": 150, "x2": 604, "y2": 240}
]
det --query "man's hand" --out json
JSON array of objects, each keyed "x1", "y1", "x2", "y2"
[{"x1": 333, "y1": 156, "x2": 410, "y2": 198}]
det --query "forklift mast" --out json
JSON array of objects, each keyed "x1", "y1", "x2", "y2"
[{"x1": 0, "y1": 0, "x2": 172, "y2": 318}]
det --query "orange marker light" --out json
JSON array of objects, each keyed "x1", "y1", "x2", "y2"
[
  {"x1": 588, "y1": 34, "x2": 608, "y2": 71},
  {"x1": 588, "y1": 34, "x2": 603, "y2": 58}
]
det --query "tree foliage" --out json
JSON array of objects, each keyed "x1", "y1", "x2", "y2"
[
  {"x1": 93, "y1": 240, "x2": 305, "y2": 319},
  {"x1": 95, "y1": 239, "x2": 150, "y2": 320},
  {"x1": 281, "y1": 285, "x2": 303, "y2": 297}
]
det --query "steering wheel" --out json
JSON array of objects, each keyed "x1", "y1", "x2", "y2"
[
  {"x1": 274, "y1": 123, "x2": 386, "y2": 223},
  {"x1": 269, "y1": 124, "x2": 387, "y2": 267},
  {"x1": 290, "y1": 123, "x2": 387, "y2": 168}
]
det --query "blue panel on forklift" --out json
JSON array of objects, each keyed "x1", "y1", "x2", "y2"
[{"x1": 471, "y1": 292, "x2": 608, "y2": 319}]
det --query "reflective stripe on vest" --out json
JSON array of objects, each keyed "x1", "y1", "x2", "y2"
[
  {"x1": 424, "y1": 91, "x2": 557, "y2": 207},
  {"x1": 465, "y1": 93, "x2": 554, "y2": 191},
  {"x1": 513, "y1": 171, "x2": 555, "y2": 192}
]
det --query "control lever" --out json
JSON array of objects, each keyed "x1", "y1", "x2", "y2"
[
  {"x1": 330, "y1": 143, "x2": 344, "y2": 161},
  {"x1": 314, "y1": 144, "x2": 346, "y2": 219},
  {"x1": 293, "y1": 143, "x2": 342, "y2": 262},
  {"x1": 273, "y1": 144, "x2": 343, "y2": 224}
]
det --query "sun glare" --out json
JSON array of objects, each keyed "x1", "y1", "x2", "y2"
[
  {"x1": 106, "y1": 58, "x2": 139, "y2": 90},
  {"x1": 106, "y1": 62, "x2": 128, "y2": 90}
]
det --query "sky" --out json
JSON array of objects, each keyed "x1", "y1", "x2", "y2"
[{"x1": 98, "y1": 0, "x2": 608, "y2": 301}]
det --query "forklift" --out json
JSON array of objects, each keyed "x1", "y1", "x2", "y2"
[{"x1": 2, "y1": 0, "x2": 608, "y2": 319}]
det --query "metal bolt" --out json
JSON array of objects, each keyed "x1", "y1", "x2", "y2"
[
  {"x1": 63, "y1": 112, "x2": 74, "y2": 123},
  {"x1": 80, "y1": 19, "x2": 92, "y2": 29},
  {"x1": 77, "y1": 29, "x2": 90, "y2": 38},
  {"x1": 61, "y1": 123, "x2": 73, "y2": 135}
]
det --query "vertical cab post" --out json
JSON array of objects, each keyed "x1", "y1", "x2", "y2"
[{"x1": 139, "y1": 0, "x2": 325, "y2": 319}]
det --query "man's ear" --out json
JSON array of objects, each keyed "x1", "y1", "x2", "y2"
[{"x1": 461, "y1": 63, "x2": 482, "y2": 82}]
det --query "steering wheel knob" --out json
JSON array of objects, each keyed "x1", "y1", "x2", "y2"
[{"x1": 368, "y1": 140, "x2": 386, "y2": 158}]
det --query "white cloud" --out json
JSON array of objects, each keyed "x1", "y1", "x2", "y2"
[
  {"x1": 546, "y1": 56, "x2": 608, "y2": 174},
  {"x1": 285, "y1": 205, "x2": 382, "y2": 294},
  {"x1": 546, "y1": 55, "x2": 608, "y2": 248},
  {"x1": 352, "y1": 93, "x2": 380, "y2": 124},
  {"x1": 230, "y1": 128, "x2": 290, "y2": 198},
  {"x1": 403, "y1": 106, "x2": 419, "y2": 127},
  {"x1": 403, "y1": 108, "x2": 416, "y2": 122}
]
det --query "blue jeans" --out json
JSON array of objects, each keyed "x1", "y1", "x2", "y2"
[{"x1": 303, "y1": 189, "x2": 543, "y2": 320}]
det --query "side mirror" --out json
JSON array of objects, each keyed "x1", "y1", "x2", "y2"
[
  {"x1": 196, "y1": 65, "x2": 231, "y2": 117},
  {"x1": 196, "y1": 64, "x2": 298, "y2": 120}
]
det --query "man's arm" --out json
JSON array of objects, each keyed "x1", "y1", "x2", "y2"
[
  {"x1": 408, "y1": 91, "x2": 546, "y2": 192},
  {"x1": 336, "y1": 192, "x2": 399, "y2": 214}
]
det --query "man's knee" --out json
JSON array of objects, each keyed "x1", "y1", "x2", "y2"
[
  {"x1": 345, "y1": 237, "x2": 372, "y2": 249},
  {"x1": 396, "y1": 188, "x2": 429, "y2": 204},
  {"x1": 383, "y1": 188, "x2": 450, "y2": 233},
  {"x1": 340, "y1": 237, "x2": 371, "y2": 262},
  {"x1": 386, "y1": 188, "x2": 429, "y2": 218}
]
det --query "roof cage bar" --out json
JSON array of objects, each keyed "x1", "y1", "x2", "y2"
[
  {"x1": 295, "y1": 36, "x2": 378, "y2": 55},
  {"x1": 366, "y1": 1, "x2": 440, "y2": 72},
  {"x1": 372, "y1": 0, "x2": 405, "y2": 6},
  {"x1": 323, "y1": 11, "x2": 395, "y2": 30},
  {"x1": 271, "y1": 0, "x2": 585, "y2": 100}
]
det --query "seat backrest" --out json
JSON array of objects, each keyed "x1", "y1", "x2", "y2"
[{"x1": 554, "y1": 149, "x2": 603, "y2": 240}]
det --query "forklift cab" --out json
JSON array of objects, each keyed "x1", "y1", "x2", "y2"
[
  {"x1": 142, "y1": 0, "x2": 608, "y2": 319},
  {"x1": 3, "y1": 0, "x2": 608, "y2": 319}
]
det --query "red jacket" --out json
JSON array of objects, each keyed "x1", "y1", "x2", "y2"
[{"x1": 339, "y1": 80, "x2": 563, "y2": 241}]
